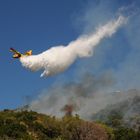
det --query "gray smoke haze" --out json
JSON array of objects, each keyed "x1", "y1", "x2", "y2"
[
  {"x1": 92, "y1": 89, "x2": 140, "y2": 129},
  {"x1": 29, "y1": 72, "x2": 140, "y2": 119},
  {"x1": 29, "y1": 72, "x2": 116, "y2": 118}
]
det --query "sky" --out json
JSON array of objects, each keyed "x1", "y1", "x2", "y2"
[{"x1": 0, "y1": 0, "x2": 140, "y2": 110}]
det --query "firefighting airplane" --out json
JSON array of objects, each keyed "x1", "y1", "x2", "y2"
[{"x1": 10, "y1": 48, "x2": 32, "y2": 58}]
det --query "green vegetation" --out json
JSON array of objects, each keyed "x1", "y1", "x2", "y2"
[
  {"x1": 0, "y1": 109, "x2": 139, "y2": 140},
  {"x1": 100, "y1": 110, "x2": 140, "y2": 140},
  {"x1": 113, "y1": 127, "x2": 139, "y2": 140},
  {"x1": 0, "y1": 110, "x2": 108, "y2": 140}
]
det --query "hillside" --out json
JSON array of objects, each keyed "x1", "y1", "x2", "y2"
[
  {"x1": 0, "y1": 110, "x2": 108, "y2": 140},
  {"x1": 1, "y1": 92, "x2": 140, "y2": 140},
  {"x1": 92, "y1": 94, "x2": 140, "y2": 130}
]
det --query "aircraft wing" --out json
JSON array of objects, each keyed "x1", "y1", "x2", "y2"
[
  {"x1": 10, "y1": 48, "x2": 20, "y2": 53},
  {"x1": 10, "y1": 48, "x2": 22, "y2": 58}
]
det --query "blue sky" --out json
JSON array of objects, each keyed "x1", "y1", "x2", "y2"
[
  {"x1": 0, "y1": 0, "x2": 140, "y2": 109},
  {"x1": 0, "y1": 0, "x2": 84, "y2": 109}
]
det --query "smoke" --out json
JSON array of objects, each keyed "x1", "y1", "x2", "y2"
[
  {"x1": 92, "y1": 89, "x2": 140, "y2": 129},
  {"x1": 61, "y1": 104, "x2": 78, "y2": 116},
  {"x1": 29, "y1": 72, "x2": 116, "y2": 118},
  {"x1": 28, "y1": 73, "x2": 140, "y2": 120},
  {"x1": 20, "y1": 15, "x2": 126, "y2": 77}
]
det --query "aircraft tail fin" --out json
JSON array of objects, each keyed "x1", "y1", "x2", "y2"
[{"x1": 25, "y1": 50, "x2": 32, "y2": 56}]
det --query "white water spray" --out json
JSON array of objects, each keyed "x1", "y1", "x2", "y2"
[{"x1": 20, "y1": 16, "x2": 127, "y2": 77}]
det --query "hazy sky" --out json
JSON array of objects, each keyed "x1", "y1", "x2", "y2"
[{"x1": 0, "y1": 0, "x2": 140, "y2": 109}]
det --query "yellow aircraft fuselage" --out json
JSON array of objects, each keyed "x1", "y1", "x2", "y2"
[{"x1": 10, "y1": 48, "x2": 32, "y2": 58}]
